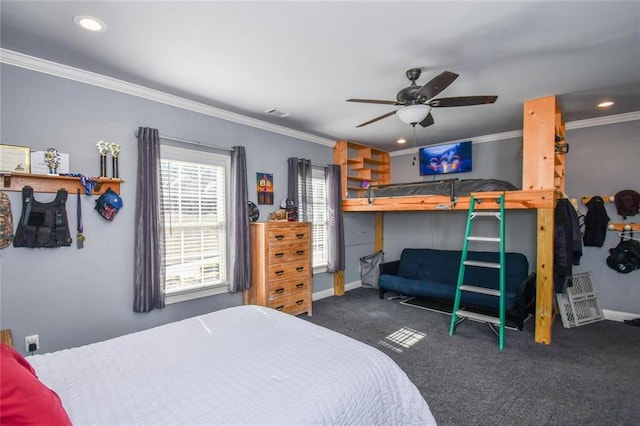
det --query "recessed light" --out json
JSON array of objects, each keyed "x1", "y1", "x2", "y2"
[
  {"x1": 397, "y1": 138, "x2": 407, "y2": 144},
  {"x1": 598, "y1": 101, "x2": 614, "y2": 108},
  {"x1": 73, "y1": 15, "x2": 107, "y2": 32}
]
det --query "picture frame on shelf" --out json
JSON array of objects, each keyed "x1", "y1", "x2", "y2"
[
  {"x1": 31, "y1": 150, "x2": 70, "y2": 175},
  {"x1": 0, "y1": 144, "x2": 31, "y2": 173}
]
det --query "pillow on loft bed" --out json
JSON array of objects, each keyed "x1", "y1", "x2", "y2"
[{"x1": 0, "y1": 344, "x2": 72, "y2": 425}]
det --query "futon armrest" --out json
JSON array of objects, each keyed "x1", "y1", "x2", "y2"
[
  {"x1": 514, "y1": 272, "x2": 537, "y2": 330},
  {"x1": 379, "y1": 260, "x2": 400, "y2": 276}
]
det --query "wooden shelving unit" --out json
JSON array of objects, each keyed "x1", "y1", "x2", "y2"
[
  {"x1": 523, "y1": 95, "x2": 567, "y2": 193},
  {"x1": 1, "y1": 172, "x2": 123, "y2": 195},
  {"x1": 333, "y1": 140, "x2": 390, "y2": 199}
]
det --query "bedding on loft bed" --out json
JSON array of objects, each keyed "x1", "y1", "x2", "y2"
[
  {"x1": 366, "y1": 178, "x2": 519, "y2": 204},
  {"x1": 10, "y1": 305, "x2": 435, "y2": 425}
]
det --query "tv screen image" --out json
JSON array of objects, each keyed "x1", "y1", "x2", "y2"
[{"x1": 419, "y1": 141, "x2": 472, "y2": 176}]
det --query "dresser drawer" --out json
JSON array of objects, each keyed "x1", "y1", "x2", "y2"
[
  {"x1": 269, "y1": 294, "x2": 311, "y2": 316},
  {"x1": 266, "y1": 242, "x2": 310, "y2": 264},
  {"x1": 266, "y1": 261, "x2": 310, "y2": 282},
  {"x1": 266, "y1": 224, "x2": 311, "y2": 245},
  {"x1": 267, "y1": 279, "x2": 310, "y2": 301}
]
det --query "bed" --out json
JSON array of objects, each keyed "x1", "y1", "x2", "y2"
[
  {"x1": 334, "y1": 96, "x2": 569, "y2": 345},
  {"x1": 2, "y1": 305, "x2": 435, "y2": 425},
  {"x1": 365, "y1": 178, "x2": 521, "y2": 207}
]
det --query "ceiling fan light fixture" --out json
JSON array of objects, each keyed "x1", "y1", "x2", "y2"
[{"x1": 396, "y1": 104, "x2": 431, "y2": 125}]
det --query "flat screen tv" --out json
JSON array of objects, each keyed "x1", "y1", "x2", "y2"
[{"x1": 419, "y1": 141, "x2": 472, "y2": 176}]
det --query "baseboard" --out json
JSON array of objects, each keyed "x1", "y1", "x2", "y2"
[
  {"x1": 603, "y1": 309, "x2": 640, "y2": 322},
  {"x1": 312, "y1": 281, "x2": 362, "y2": 301}
]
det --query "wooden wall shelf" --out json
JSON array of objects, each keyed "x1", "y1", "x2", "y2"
[{"x1": 1, "y1": 172, "x2": 123, "y2": 195}]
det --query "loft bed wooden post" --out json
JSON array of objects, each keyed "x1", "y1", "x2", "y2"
[
  {"x1": 535, "y1": 208, "x2": 555, "y2": 344},
  {"x1": 375, "y1": 213, "x2": 384, "y2": 252},
  {"x1": 523, "y1": 95, "x2": 565, "y2": 345}
]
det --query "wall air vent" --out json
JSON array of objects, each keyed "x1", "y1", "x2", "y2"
[{"x1": 264, "y1": 108, "x2": 290, "y2": 118}]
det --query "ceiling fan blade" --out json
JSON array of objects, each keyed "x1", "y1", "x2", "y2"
[
  {"x1": 419, "y1": 112, "x2": 435, "y2": 128},
  {"x1": 428, "y1": 95, "x2": 498, "y2": 107},
  {"x1": 347, "y1": 98, "x2": 402, "y2": 105},
  {"x1": 356, "y1": 110, "x2": 397, "y2": 128},
  {"x1": 415, "y1": 71, "x2": 459, "y2": 100}
]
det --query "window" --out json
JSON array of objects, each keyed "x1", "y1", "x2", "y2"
[
  {"x1": 305, "y1": 167, "x2": 328, "y2": 270},
  {"x1": 159, "y1": 145, "x2": 230, "y2": 303}
]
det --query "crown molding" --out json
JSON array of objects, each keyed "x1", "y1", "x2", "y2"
[
  {"x1": 565, "y1": 111, "x2": 640, "y2": 130},
  {"x1": 0, "y1": 49, "x2": 335, "y2": 148},
  {"x1": 391, "y1": 111, "x2": 640, "y2": 157},
  {"x1": 391, "y1": 129, "x2": 524, "y2": 157}
]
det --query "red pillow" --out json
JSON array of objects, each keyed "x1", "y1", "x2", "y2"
[{"x1": 0, "y1": 343, "x2": 72, "y2": 425}]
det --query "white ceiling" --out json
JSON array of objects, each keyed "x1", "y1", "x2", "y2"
[{"x1": 1, "y1": 1, "x2": 639, "y2": 152}]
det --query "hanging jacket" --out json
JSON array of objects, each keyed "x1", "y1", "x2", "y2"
[
  {"x1": 554, "y1": 198, "x2": 582, "y2": 279},
  {"x1": 583, "y1": 196, "x2": 610, "y2": 247},
  {"x1": 13, "y1": 186, "x2": 72, "y2": 248}
]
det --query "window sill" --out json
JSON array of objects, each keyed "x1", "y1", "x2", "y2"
[
  {"x1": 313, "y1": 265, "x2": 328, "y2": 275},
  {"x1": 165, "y1": 285, "x2": 229, "y2": 305}
]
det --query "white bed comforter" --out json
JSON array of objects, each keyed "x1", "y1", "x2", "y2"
[{"x1": 28, "y1": 305, "x2": 435, "y2": 425}]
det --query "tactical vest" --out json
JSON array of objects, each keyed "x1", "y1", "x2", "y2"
[{"x1": 13, "y1": 186, "x2": 72, "y2": 248}]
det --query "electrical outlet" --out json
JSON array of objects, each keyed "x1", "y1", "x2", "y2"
[{"x1": 25, "y1": 334, "x2": 39, "y2": 352}]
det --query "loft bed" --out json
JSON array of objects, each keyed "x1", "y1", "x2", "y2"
[
  {"x1": 345, "y1": 178, "x2": 556, "y2": 212},
  {"x1": 334, "y1": 96, "x2": 567, "y2": 345}
]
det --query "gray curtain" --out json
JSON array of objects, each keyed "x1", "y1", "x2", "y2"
[
  {"x1": 326, "y1": 164, "x2": 345, "y2": 272},
  {"x1": 229, "y1": 146, "x2": 251, "y2": 292},
  {"x1": 287, "y1": 157, "x2": 313, "y2": 222},
  {"x1": 133, "y1": 127, "x2": 165, "y2": 312}
]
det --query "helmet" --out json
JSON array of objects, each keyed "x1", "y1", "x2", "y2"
[
  {"x1": 280, "y1": 198, "x2": 295, "y2": 209},
  {"x1": 95, "y1": 188, "x2": 123, "y2": 221}
]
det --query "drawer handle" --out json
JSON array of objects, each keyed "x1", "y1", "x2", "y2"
[
  {"x1": 275, "y1": 270, "x2": 284, "y2": 276},
  {"x1": 296, "y1": 267, "x2": 304, "y2": 272},
  {"x1": 275, "y1": 252, "x2": 284, "y2": 258},
  {"x1": 275, "y1": 235, "x2": 284, "y2": 240},
  {"x1": 275, "y1": 305, "x2": 285, "y2": 311},
  {"x1": 296, "y1": 233, "x2": 304, "y2": 239},
  {"x1": 296, "y1": 299, "x2": 304, "y2": 305},
  {"x1": 295, "y1": 250, "x2": 304, "y2": 255},
  {"x1": 296, "y1": 283, "x2": 304, "y2": 289},
  {"x1": 275, "y1": 288, "x2": 284, "y2": 294}
]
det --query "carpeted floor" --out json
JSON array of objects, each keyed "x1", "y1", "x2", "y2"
[{"x1": 304, "y1": 287, "x2": 640, "y2": 426}]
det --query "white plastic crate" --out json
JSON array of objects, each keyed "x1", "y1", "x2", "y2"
[{"x1": 556, "y1": 272, "x2": 604, "y2": 329}]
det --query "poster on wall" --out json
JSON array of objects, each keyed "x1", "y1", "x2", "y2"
[{"x1": 257, "y1": 172, "x2": 274, "y2": 205}]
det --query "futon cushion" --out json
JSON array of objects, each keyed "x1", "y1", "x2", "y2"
[{"x1": 0, "y1": 343, "x2": 72, "y2": 425}]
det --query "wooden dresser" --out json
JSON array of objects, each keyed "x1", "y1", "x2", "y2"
[{"x1": 244, "y1": 221, "x2": 312, "y2": 316}]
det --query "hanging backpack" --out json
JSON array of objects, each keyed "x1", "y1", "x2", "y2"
[
  {"x1": 0, "y1": 191, "x2": 14, "y2": 249},
  {"x1": 606, "y1": 236, "x2": 640, "y2": 274}
]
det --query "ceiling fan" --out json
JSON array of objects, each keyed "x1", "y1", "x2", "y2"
[{"x1": 347, "y1": 68, "x2": 498, "y2": 128}]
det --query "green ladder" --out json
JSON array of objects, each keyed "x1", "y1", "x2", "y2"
[{"x1": 449, "y1": 193, "x2": 506, "y2": 349}]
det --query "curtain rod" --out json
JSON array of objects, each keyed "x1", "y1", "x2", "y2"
[
  {"x1": 134, "y1": 131, "x2": 234, "y2": 152},
  {"x1": 294, "y1": 158, "x2": 332, "y2": 168}
]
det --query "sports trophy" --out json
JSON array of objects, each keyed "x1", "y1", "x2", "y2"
[
  {"x1": 44, "y1": 148, "x2": 61, "y2": 174},
  {"x1": 96, "y1": 140, "x2": 109, "y2": 177},
  {"x1": 109, "y1": 142, "x2": 120, "y2": 179}
]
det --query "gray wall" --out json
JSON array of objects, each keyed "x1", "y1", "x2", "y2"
[
  {"x1": 564, "y1": 120, "x2": 640, "y2": 313},
  {"x1": 0, "y1": 64, "x2": 334, "y2": 353}
]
